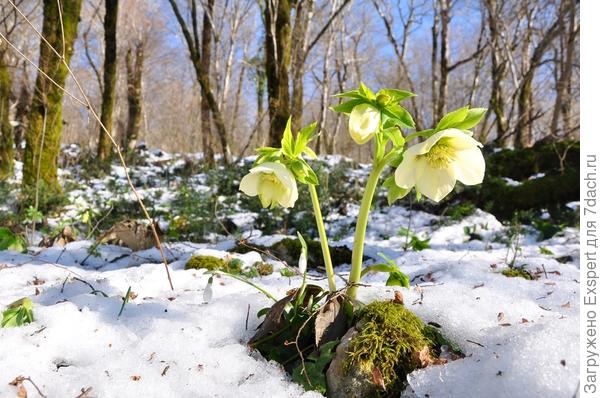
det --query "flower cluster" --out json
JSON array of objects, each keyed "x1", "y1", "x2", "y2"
[{"x1": 238, "y1": 83, "x2": 487, "y2": 297}]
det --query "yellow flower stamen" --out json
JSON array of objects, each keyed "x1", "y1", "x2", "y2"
[{"x1": 422, "y1": 142, "x2": 456, "y2": 169}]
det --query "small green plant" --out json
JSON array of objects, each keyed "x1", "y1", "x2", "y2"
[
  {"x1": 0, "y1": 228, "x2": 27, "y2": 252},
  {"x1": 399, "y1": 227, "x2": 430, "y2": 251},
  {"x1": 361, "y1": 253, "x2": 410, "y2": 287},
  {"x1": 463, "y1": 225, "x2": 483, "y2": 241},
  {"x1": 539, "y1": 246, "x2": 554, "y2": 255},
  {"x1": 1, "y1": 298, "x2": 34, "y2": 328},
  {"x1": 292, "y1": 340, "x2": 339, "y2": 393},
  {"x1": 501, "y1": 267, "x2": 534, "y2": 280},
  {"x1": 447, "y1": 202, "x2": 476, "y2": 221},
  {"x1": 533, "y1": 218, "x2": 565, "y2": 241}
]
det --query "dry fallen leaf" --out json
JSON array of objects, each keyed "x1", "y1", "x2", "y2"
[
  {"x1": 561, "y1": 301, "x2": 571, "y2": 308},
  {"x1": 314, "y1": 295, "x2": 347, "y2": 347},
  {"x1": 371, "y1": 367, "x2": 386, "y2": 391},
  {"x1": 521, "y1": 318, "x2": 529, "y2": 323},
  {"x1": 497, "y1": 312, "x2": 505, "y2": 322},
  {"x1": 130, "y1": 375, "x2": 141, "y2": 381}
]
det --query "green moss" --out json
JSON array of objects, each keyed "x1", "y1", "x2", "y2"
[
  {"x1": 501, "y1": 267, "x2": 534, "y2": 280},
  {"x1": 185, "y1": 255, "x2": 228, "y2": 271},
  {"x1": 253, "y1": 261, "x2": 274, "y2": 276},
  {"x1": 345, "y1": 301, "x2": 432, "y2": 393}
]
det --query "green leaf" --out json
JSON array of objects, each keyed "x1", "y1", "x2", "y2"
[
  {"x1": 386, "y1": 271, "x2": 410, "y2": 287},
  {"x1": 405, "y1": 129, "x2": 434, "y2": 142},
  {"x1": 358, "y1": 82, "x2": 376, "y2": 100},
  {"x1": 377, "y1": 88, "x2": 415, "y2": 103},
  {"x1": 292, "y1": 339, "x2": 339, "y2": 393},
  {"x1": 330, "y1": 99, "x2": 364, "y2": 114},
  {"x1": 383, "y1": 175, "x2": 410, "y2": 205},
  {"x1": 294, "y1": 122, "x2": 317, "y2": 155},
  {"x1": 381, "y1": 127, "x2": 405, "y2": 148},
  {"x1": 303, "y1": 146, "x2": 317, "y2": 159},
  {"x1": 453, "y1": 108, "x2": 487, "y2": 130},
  {"x1": 1, "y1": 298, "x2": 34, "y2": 328},
  {"x1": 332, "y1": 89, "x2": 364, "y2": 99},
  {"x1": 435, "y1": 106, "x2": 469, "y2": 131},
  {"x1": 382, "y1": 104, "x2": 415, "y2": 129},
  {"x1": 281, "y1": 118, "x2": 294, "y2": 157},
  {"x1": 0, "y1": 228, "x2": 26, "y2": 252},
  {"x1": 360, "y1": 263, "x2": 397, "y2": 278}
]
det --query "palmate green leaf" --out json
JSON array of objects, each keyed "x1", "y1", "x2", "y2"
[
  {"x1": 330, "y1": 98, "x2": 364, "y2": 114},
  {"x1": 382, "y1": 175, "x2": 410, "y2": 205},
  {"x1": 303, "y1": 146, "x2": 317, "y2": 159},
  {"x1": 435, "y1": 106, "x2": 469, "y2": 132},
  {"x1": 453, "y1": 108, "x2": 487, "y2": 130},
  {"x1": 381, "y1": 127, "x2": 405, "y2": 148},
  {"x1": 382, "y1": 104, "x2": 415, "y2": 129}
]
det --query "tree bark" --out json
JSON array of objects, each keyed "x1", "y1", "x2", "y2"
[
  {"x1": 0, "y1": 51, "x2": 13, "y2": 181},
  {"x1": 484, "y1": 0, "x2": 510, "y2": 146},
  {"x1": 436, "y1": 0, "x2": 450, "y2": 121},
  {"x1": 124, "y1": 44, "x2": 143, "y2": 151},
  {"x1": 168, "y1": 0, "x2": 231, "y2": 164},
  {"x1": 97, "y1": 0, "x2": 119, "y2": 162},
  {"x1": 13, "y1": 63, "x2": 31, "y2": 160},
  {"x1": 290, "y1": 0, "x2": 314, "y2": 132},
  {"x1": 201, "y1": 0, "x2": 215, "y2": 166},
  {"x1": 264, "y1": 0, "x2": 292, "y2": 146},
  {"x1": 22, "y1": 0, "x2": 83, "y2": 196}
]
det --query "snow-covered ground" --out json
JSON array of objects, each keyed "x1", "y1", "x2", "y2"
[{"x1": 0, "y1": 147, "x2": 580, "y2": 397}]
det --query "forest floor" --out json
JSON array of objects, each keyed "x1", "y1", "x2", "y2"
[{"x1": 0, "y1": 146, "x2": 580, "y2": 397}]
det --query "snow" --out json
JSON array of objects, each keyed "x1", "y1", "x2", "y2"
[{"x1": 0, "y1": 146, "x2": 580, "y2": 397}]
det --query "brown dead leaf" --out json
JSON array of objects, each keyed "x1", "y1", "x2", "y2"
[
  {"x1": 31, "y1": 276, "x2": 45, "y2": 286},
  {"x1": 497, "y1": 312, "x2": 505, "y2": 322},
  {"x1": 393, "y1": 291, "x2": 404, "y2": 305},
  {"x1": 97, "y1": 220, "x2": 160, "y2": 251},
  {"x1": 128, "y1": 291, "x2": 138, "y2": 300},
  {"x1": 161, "y1": 365, "x2": 170, "y2": 376},
  {"x1": 499, "y1": 323, "x2": 511, "y2": 327},
  {"x1": 561, "y1": 301, "x2": 571, "y2": 308},
  {"x1": 315, "y1": 295, "x2": 347, "y2": 347},
  {"x1": 473, "y1": 283, "x2": 485, "y2": 289},
  {"x1": 521, "y1": 318, "x2": 529, "y2": 323},
  {"x1": 371, "y1": 367, "x2": 386, "y2": 391},
  {"x1": 130, "y1": 375, "x2": 141, "y2": 381},
  {"x1": 9, "y1": 377, "x2": 27, "y2": 398}
]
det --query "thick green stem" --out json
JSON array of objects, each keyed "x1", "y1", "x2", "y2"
[
  {"x1": 308, "y1": 184, "x2": 336, "y2": 291},
  {"x1": 348, "y1": 161, "x2": 386, "y2": 299}
]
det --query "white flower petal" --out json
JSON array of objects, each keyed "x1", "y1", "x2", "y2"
[
  {"x1": 452, "y1": 147, "x2": 486, "y2": 185},
  {"x1": 349, "y1": 104, "x2": 380, "y2": 145},
  {"x1": 415, "y1": 166, "x2": 456, "y2": 202},
  {"x1": 239, "y1": 172, "x2": 261, "y2": 196},
  {"x1": 394, "y1": 153, "x2": 418, "y2": 189}
]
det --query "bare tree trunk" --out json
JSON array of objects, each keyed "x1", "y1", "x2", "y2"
[
  {"x1": 13, "y1": 62, "x2": 31, "y2": 160},
  {"x1": 431, "y1": 0, "x2": 439, "y2": 121},
  {"x1": 0, "y1": 51, "x2": 13, "y2": 181},
  {"x1": 515, "y1": 5, "x2": 565, "y2": 148},
  {"x1": 23, "y1": 0, "x2": 83, "y2": 196},
  {"x1": 168, "y1": 0, "x2": 231, "y2": 164},
  {"x1": 201, "y1": 0, "x2": 215, "y2": 166},
  {"x1": 551, "y1": 0, "x2": 578, "y2": 138},
  {"x1": 316, "y1": 15, "x2": 336, "y2": 154},
  {"x1": 124, "y1": 44, "x2": 143, "y2": 151},
  {"x1": 290, "y1": 0, "x2": 314, "y2": 132},
  {"x1": 436, "y1": 0, "x2": 450, "y2": 121},
  {"x1": 97, "y1": 0, "x2": 119, "y2": 162},
  {"x1": 264, "y1": 0, "x2": 292, "y2": 146},
  {"x1": 484, "y1": 0, "x2": 510, "y2": 146}
]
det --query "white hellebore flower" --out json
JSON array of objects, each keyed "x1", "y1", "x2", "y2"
[
  {"x1": 349, "y1": 103, "x2": 381, "y2": 145},
  {"x1": 239, "y1": 162, "x2": 298, "y2": 208},
  {"x1": 394, "y1": 129, "x2": 485, "y2": 203}
]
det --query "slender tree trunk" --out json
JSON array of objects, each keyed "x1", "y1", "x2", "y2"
[
  {"x1": 201, "y1": 0, "x2": 215, "y2": 166},
  {"x1": 0, "y1": 51, "x2": 13, "y2": 181},
  {"x1": 168, "y1": 0, "x2": 231, "y2": 164},
  {"x1": 97, "y1": 0, "x2": 119, "y2": 161},
  {"x1": 436, "y1": 0, "x2": 450, "y2": 121},
  {"x1": 22, "y1": 0, "x2": 83, "y2": 196},
  {"x1": 264, "y1": 0, "x2": 292, "y2": 146},
  {"x1": 431, "y1": 1, "x2": 439, "y2": 121},
  {"x1": 484, "y1": 0, "x2": 510, "y2": 146},
  {"x1": 124, "y1": 44, "x2": 143, "y2": 151},
  {"x1": 551, "y1": 0, "x2": 577, "y2": 138},
  {"x1": 290, "y1": 0, "x2": 314, "y2": 132},
  {"x1": 13, "y1": 63, "x2": 31, "y2": 160}
]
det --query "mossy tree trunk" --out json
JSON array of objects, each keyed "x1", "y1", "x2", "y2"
[
  {"x1": 200, "y1": 0, "x2": 215, "y2": 166},
  {"x1": 0, "y1": 51, "x2": 13, "y2": 181},
  {"x1": 97, "y1": 0, "x2": 119, "y2": 162},
  {"x1": 124, "y1": 44, "x2": 143, "y2": 151},
  {"x1": 22, "y1": 0, "x2": 83, "y2": 196}
]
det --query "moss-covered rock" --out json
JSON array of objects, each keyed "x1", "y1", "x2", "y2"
[
  {"x1": 501, "y1": 267, "x2": 535, "y2": 280},
  {"x1": 327, "y1": 300, "x2": 459, "y2": 397},
  {"x1": 232, "y1": 237, "x2": 362, "y2": 270}
]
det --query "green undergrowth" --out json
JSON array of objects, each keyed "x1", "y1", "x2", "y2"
[
  {"x1": 501, "y1": 267, "x2": 534, "y2": 280},
  {"x1": 184, "y1": 255, "x2": 273, "y2": 277}
]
